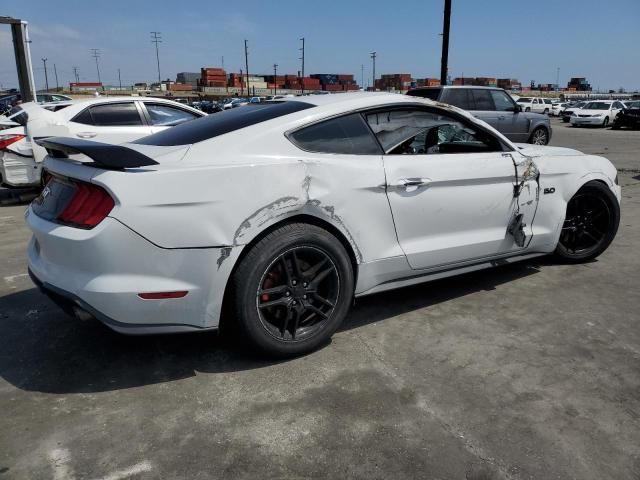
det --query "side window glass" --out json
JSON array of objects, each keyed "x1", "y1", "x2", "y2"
[
  {"x1": 442, "y1": 89, "x2": 473, "y2": 110},
  {"x1": 88, "y1": 103, "x2": 143, "y2": 126},
  {"x1": 490, "y1": 91, "x2": 515, "y2": 111},
  {"x1": 146, "y1": 104, "x2": 199, "y2": 126},
  {"x1": 471, "y1": 89, "x2": 495, "y2": 110},
  {"x1": 365, "y1": 108, "x2": 501, "y2": 155},
  {"x1": 71, "y1": 108, "x2": 94, "y2": 125},
  {"x1": 288, "y1": 113, "x2": 381, "y2": 155}
]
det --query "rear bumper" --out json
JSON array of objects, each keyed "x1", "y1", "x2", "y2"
[{"x1": 26, "y1": 207, "x2": 242, "y2": 334}]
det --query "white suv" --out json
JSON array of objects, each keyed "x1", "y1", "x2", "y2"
[{"x1": 515, "y1": 97, "x2": 553, "y2": 114}]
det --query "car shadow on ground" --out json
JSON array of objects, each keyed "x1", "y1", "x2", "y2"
[
  {"x1": 0, "y1": 187, "x2": 38, "y2": 206},
  {"x1": 0, "y1": 261, "x2": 543, "y2": 395}
]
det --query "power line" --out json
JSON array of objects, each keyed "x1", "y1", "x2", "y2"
[
  {"x1": 90, "y1": 49, "x2": 101, "y2": 85},
  {"x1": 150, "y1": 31, "x2": 162, "y2": 83},
  {"x1": 41, "y1": 58, "x2": 48, "y2": 91}
]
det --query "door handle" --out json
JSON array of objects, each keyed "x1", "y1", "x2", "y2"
[
  {"x1": 77, "y1": 132, "x2": 97, "y2": 139},
  {"x1": 396, "y1": 178, "x2": 431, "y2": 191}
]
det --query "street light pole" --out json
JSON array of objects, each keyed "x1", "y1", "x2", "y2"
[
  {"x1": 118, "y1": 68, "x2": 122, "y2": 90},
  {"x1": 244, "y1": 40, "x2": 250, "y2": 97},
  {"x1": 369, "y1": 51, "x2": 376, "y2": 91},
  {"x1": 41, "y1": 57, "x2": 49, "y2": 91},
  {"x1": 299, "y1": 37, "x2": 305, "y2": 94},
  {"x1": 273, "y1": 63, "x2": 278, "y2": 96},
  {"x1": 440, "y1": 0, "x2": 452, "y2": 86},
  {"x1": 53, "y1": 63, "x2": 59, "y2": 91}
]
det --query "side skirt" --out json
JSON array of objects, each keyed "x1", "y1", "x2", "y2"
[{"x1": 355, "y1": 252, "x2": 547, "y2": 297}]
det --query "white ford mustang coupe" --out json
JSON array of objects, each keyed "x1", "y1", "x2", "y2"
[{"x1": 26, "y1": 93, "x2": 621, "y2": 357}]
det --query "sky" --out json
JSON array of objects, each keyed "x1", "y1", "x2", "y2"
[{"x1": 1, "y1": 0, "x2": 639, "y2": 91}]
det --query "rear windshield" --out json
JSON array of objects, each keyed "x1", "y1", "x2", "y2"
[
  {"x1": 406, "y1": 88, "x2": 441, "y2": 101},
  {"x1": 134, "y1": 101, "x2": 314, "y2": 146}
]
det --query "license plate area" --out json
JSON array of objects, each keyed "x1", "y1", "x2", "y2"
[{"x1": 31, "y1": 177, "x2": 76, "y2": 222}]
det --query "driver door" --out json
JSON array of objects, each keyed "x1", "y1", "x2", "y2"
[{"x1": 366, "y1": 106, "x2": 537, "y2": 270}]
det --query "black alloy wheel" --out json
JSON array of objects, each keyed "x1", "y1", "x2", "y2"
[
  {"x1": 256, "y1": 246, "x2": 339, "y2": 342},
  {"x1": 555, "y1": 181, "x2": 620, "y2": 262},
  {"x1": 232, "y1": 223, "x2": 354, "y2": 357}
]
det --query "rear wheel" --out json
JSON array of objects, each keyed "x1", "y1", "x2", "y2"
[
  {"x1": 555, "y1": 181, "x2": 619, "y2": 263},
  {"x1": 232, "y1": 223, "x2": 354, "y2": 357}
]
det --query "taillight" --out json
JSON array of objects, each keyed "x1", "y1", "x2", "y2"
[
  {"x1": 57, "y1": 182, "x2": 114, "y2": 229},
  {"x1": 0, "y1": 133, "x2": 26, "y2": 150}
]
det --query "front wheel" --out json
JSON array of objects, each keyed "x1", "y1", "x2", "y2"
[
  {"x1": 529, "y1": 126, "x2": 549, "y2": 145},
  {"x1": 525, "y1": 107, "x2": 531, "y2": 112},
  {"x1": 602, "y1": 116, "x2": 610, "y2": 128},
  {"x1": 232, "y1": 223, "x2": 354, "y2": 357},
  {"x1": 555, "y1": 181, "x2": 620, "y2": 263}
]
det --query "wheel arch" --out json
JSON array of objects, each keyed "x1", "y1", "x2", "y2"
[{"x1": 219, "y1": 213, "x2": 360, "y2": 331}]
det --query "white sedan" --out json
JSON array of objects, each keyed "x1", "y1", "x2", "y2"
[
  {"x1": 570, "y1": 100, "x2": 627, "y2": 127},
  {"x1": 0, "y1": 97, "x2": 204, "y2": 187},
  {"x1": 27, "y1": 93, "x2": 621, "y2": 357}
]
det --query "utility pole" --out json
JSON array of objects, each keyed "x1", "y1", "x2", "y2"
[
  {"x1": 73, "y1": 66, "x2": 79, "y2": 83},
  {"x1": 273, "y1": 63, "x2": 278, "y2": 96},
  {"x1": 150, "y1": 32, "x2": 162, "y2": 83},
  {"x1": 556, "y1": 67, "x2": 560, "y2": 91},
  {"x1": 244, "y1": 40, "x2": 250, "y2": 97},
  {"x1": 240, "y1": 68, "x2": 243, "y2": 96},
  {"x1": 299, "y1": 37, "x2": 305, "y2": 94},
  {"x1": 361, "y1": 64, "x2": 364, "y2": 90},
  {"x1": 369, "y1": 51, "x2": 376, "y2": 91},
  {"x1": 221, "y1": 56, "x2": 224, "y2": 69},
  {"x1": 53, "y1": 63, "x2": 59, "y2": 90},
  {"x1": 90, "y1": 49, "x2": 101, "y2": 85},
  {"x1": 41, "y1": 57, "x2": 49, "y2": 91},
  {"x1": 118, "y1": 68, "x2": 122, "y2": 90},
  {"x1": 440, "y1": 0, "x2": 452, "y2": 86}
]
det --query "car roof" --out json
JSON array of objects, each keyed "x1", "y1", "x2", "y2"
[{"x1": 411, "y1": 85, "x2": 502, "y2": 90}]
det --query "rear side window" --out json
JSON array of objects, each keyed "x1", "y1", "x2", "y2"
[
  {"x1": 89, "y1": 103, "x2": 142, "y2": 126},
  {"x1": 470, "y1": 89, "x2": 495, "y2": 110},
  {"x1": 72, "y1": 103, "x2": 143, "y2": 126},
  {"x1": 135, "y1": 101, "x2": 314, "y2": 146},
  {"x1": 442, "y1": 89, "x2": 473, "y2": 110},
  {"x1": 406, "y1": 88, "x2": 441, "y2": 101},
  {"x1": 288, "y1": 113, "x2": 381, "y2": 155}
]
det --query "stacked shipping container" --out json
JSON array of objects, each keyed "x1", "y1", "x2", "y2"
[{"x1": 201, "y1": 67, "x2": 227, "y2": 88}]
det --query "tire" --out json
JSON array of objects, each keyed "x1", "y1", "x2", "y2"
[
  {"x1": 562, "y1": 117, "x2": 569, "y2": 123},
  {"x1": 529, "y1": 126, "x2": 549, "y2": 145},
  {"x1": 602, "y1": 116, "x2": 609, "y2": 128},
  {"x1": 525, "y1": 107, "x2": 531, "y2": 112},
  {"x1": 543, "y1": 108, "x2": 549, "y2": 115},
  {"x1": 232, "y1": 223, "x2": 354, "y2": 358},
  {"x1": 554, "y1": 181, "x2": 620, "y2": 263}
]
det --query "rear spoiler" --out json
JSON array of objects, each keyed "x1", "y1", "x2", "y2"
[{"x1": 35, "y1": 136, "x2": 159, "y2": 169}]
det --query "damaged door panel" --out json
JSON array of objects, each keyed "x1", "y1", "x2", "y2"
[{"x1": 507, "y1": 154, "x2": 540, "y2": 249}]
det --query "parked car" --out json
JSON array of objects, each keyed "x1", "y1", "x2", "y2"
[
  {"x1": 551, "y1": 102, "x2": 569, "y2": 117},
  {"x1": 612, "y1": 101, "x2": 640, "y2": 129},
  {"x1": 223, "y1": 98, "x2": 249, "y2": 109},
  {"x1": 515, "y1": 97, "x2": 552, "y2": 114},
  {"x1": 27, "y1": 93, "x2": 620, "y2": 357},
  {"x1": 36, "y1": 93, "x2": 72, "y2": 103},
  {"x1": 407, "y1": 86, "x2": 552, "y2": 144},
  {"x1": 561, "y1": 101, "x2": 587, "y2": 122},
  {"x1": 0, "y1": 97, "x2": 204, "y2": 188},
  {"x1": 569, "y1": 100, "x2": 626, "y2": 128}
]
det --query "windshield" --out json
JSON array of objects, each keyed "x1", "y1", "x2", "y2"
[
  {"x1": 583, "y1": 102, "x2": 610, "y2": 110},
  {"x1": 517, "y1": 97, "x2": 531, "y2": 103}
]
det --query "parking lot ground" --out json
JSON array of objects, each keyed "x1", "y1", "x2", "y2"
[{"x1": 1, "y1": 128, "x2": 639, "y2": 479}]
